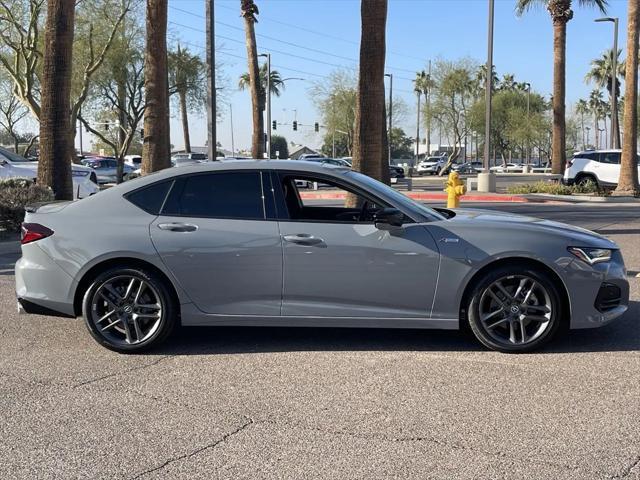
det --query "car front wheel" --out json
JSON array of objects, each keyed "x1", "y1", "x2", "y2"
[
  {"x1": 466, "y1": 265, "x2": 562, "y2": 353},
  {"x1": 82, "y1": 267, "x2": 177, "y2": 353}
]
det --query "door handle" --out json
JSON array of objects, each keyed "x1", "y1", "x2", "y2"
[
  {"x1": 283, "y1": 234, "x2": 324, "y2": 246},
  {"x1": 157, "y1": 222, "x2": 198, "y2": 232}
]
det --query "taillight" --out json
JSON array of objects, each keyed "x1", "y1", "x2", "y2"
[{"x1": 21, "y1": 223, "x2": 54, "y2": 245}]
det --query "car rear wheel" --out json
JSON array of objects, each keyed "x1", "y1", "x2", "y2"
[
  {"x1": 575, "y1": 174, "x2": 599, "y2": 188},
  {"x1": 82, "y1": 267, "x2": 177, "y2": 353},
  {"x1": 466, "y1": 265, "x2": 562, "y2": 353}
]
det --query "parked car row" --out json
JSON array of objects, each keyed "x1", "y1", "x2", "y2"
[{"x1": 0, "y1": 146, "x2": 99, "y2": 199}]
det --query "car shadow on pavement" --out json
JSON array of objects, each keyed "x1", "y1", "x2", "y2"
[
  {"x1": 0, "y1": 253, "x2": 18, "y2": 276},
  {"x1": 154, "y1": 301, "x2": 639, "y2": 355}
]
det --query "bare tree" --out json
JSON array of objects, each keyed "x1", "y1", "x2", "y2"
[{"x1": 0, "y1": 73, "x2": 30, "y2": 152}]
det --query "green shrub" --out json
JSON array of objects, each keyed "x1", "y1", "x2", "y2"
[
  {"x1": 507, "y1": 180, "x2": 601, "y2": 196},
  {"x1": 0, "y1": 178, "x2": 55, "y2": 232}
]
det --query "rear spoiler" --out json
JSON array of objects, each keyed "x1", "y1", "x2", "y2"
[{"x1": 25, "y1": 200, "x2": 71, "y2": 214}]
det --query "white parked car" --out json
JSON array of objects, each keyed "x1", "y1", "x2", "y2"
[
  {"x1": 171, "y1": 152, "x2": 208, "y2": 167},
  {"x1": 563, "y1": 150, "x2": 640, "y2": 188},
  {"x1": 490, "y1": 163, "x2": 524, "y2": 173},
  {"x1": 124, "y1": 155, "x2": 142, "y2": 169},
  {"x1": 416, "y1": 156, "x2": 447, "y2": 175},
  {"x1": 0, "y1": 147, "x2": 99, "y2": 199}
]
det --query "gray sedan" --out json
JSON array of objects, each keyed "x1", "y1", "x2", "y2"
[{"x1": 16, "y1": 161, "x2": 629, "y2": 353}]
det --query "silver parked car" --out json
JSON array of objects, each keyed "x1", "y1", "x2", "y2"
[
  {"x1": 16, "y1": 161, "x2": 628, "y2": 353},
  {"x1": 81, "y1": 157, "x2": 136, "y2": 184}
]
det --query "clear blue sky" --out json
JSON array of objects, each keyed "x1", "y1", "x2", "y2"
[{"x1": 167, "y1": 0, "x2": 630, "y2": 153}]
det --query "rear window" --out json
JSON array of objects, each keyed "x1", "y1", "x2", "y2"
[
  {"x1": 577, "y1": 152, "x2": 597, "y2": 161},
  {"x1": 125, "y1": 181, "x2": 173, "y2": 215}
]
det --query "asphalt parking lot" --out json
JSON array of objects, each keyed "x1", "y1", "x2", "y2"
[{"x1": 0, "y1": 203, "x2": 638, "y2": 479}]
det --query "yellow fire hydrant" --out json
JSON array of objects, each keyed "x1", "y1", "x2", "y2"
[{"x1": 444, "y1": 171, "x2": 466, "y2": 208}]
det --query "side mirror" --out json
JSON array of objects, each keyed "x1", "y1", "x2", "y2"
[{"x1": 374, "y1": 208, "x2": 404, "y2": 229}]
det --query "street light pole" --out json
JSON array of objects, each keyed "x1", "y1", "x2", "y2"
[
  {"x1": 385, "y1": 73, "x2": 393, "y2": 165},
  {"x1": 415, "y1": 90, "x2": 420, "y2": 174},
  {"x1": 230, "y1": 103, "x2": 235, "y2": 156},
  {"x1": 426, "y1": 60, "x2": 431, "y2": 156},
  {"x1": 266, "y1": 53, "x2": 271, "y2": 159},
  {"x1": 595, "y1": 17, "x2": 619, "y2": 149},
  {"x1": 478, "y1": 0, "x2": 496, "y2": 192},
  {"x1": 206, "y1": 0, "x2": 216, "y2": 161},
  {"x1": 525, "y1": 82, "x2": 531, "y2": 164}
]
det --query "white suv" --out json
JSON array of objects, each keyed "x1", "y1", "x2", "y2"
[
  {"x1": 563, "y1": 150, "x2": 640, "y2": 188},
  {"x1": 416, "y1": 156, "x2": 447, "y2": 175}
]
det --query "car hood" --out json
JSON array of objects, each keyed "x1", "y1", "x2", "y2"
[{"x1": 445, "y1": 208, "x2": 617, "y2": 248}]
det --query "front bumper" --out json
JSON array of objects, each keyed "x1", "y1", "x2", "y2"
[{"x1": 564, "y1": 250, "x2": 629, "y2": 329}]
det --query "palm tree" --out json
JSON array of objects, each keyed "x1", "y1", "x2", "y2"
[
  {"x1": 589, "y1": 89, "x2": 605, "y2": 149},
  {"x1": 169, "y1": 45, "x2": 206, "y2": 154},
  {"x1": 585, "y1": 48, "x2": 625, "y2": 147},
  {"x1": 239, "y1": 63, "x2": 285, "y2": 114},
  {"x1": 142, "y1": 0, "x2": 170, "y2": 174},
  {"x1": 38, "y1": 0, "x2": 75, "y2": 200},
  {"x1": 575, "y1": 99, "x2": 589, "y2": 149},
  {"x1": 499, "y1": 73, "x2": 517, "y2": 91},
  {"x1": 351, "y1": 0, "x2": 389, "y2": 194},
  {"x1": 414, "y1": 70, "x2": 433, "y2": 157},
  {"x1": 240, "y1": 0, "x2": 263, "y2": 159},
  {"x1": 516, "y1": 0, "x2": 608, "y2": 175},
  {"x1": 614, "y1": 0, "x2": 640, "y2": 195}
]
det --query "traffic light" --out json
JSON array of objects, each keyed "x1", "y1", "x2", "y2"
[
  {"x1": 139, "y1": 129, "x2": 144, "y2": 139},
  {"x1": 293, "y1": 121, "x2": 297, "y2": 131},
  {"x1": 272, "y1": 120, "x2": 277, "y2": 130},
  {"x1": 104, "y1": 123, "x2": 109, "y2": 131},
  {"x1": 314, "y1": 122, "x2": 319, "y2": 132}
]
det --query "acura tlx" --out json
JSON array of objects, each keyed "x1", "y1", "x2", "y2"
[{"x1": 16, "y1": 161, "x2": 629, "y2": 353}]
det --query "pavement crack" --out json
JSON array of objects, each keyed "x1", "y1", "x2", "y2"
[
  {"x1": 612, "y1": 455, "x2": 640, "y2": 479},
  {"x1": 72, "y1": 355, "x2": 174, "y2": 389},
  {"x1": 129, "y1": 419, "x2": 255, "y2": 479}
]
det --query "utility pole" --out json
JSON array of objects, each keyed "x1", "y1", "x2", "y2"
[
  {"x1": 478, "y1": 0, "x2": 496, "y2": 192},
  {"x1": 230, "y1": 103, "x2": 235, "y2": 156},
  {"x1": 266, "y1": 53, "x2": 271, "y2": 159},
  {"x1": 525, "y1": 82, "x2": 531, "y2": 164},
  {"x1": 415, "y1": 91, "x2": 420, "y2": 174},
  {"x1": 385, "y1": 73, "x2": 393, "y2": 164},
  {"x1": 206, "y1": 0, "x2": 216, "y2": 160},
  {"x1": 595, "y1": 17, "x2": 620, "y2": 149},
  {"x1": 426, "y1": 60, "x2": 431, "y2": 156}
]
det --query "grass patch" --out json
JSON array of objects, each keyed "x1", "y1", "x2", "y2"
[{"x1": 507, "y1": 180, "x2": 602, "y2": 196}]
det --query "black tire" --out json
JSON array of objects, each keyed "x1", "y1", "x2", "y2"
[
  {"x1": 82, "y1": 267, "x2": 177, "y2": 353},
  {"x1": 466, "y1": 264, "x2": 563, "y2": 353},
  {"x1": 575, "y1": 174, "x2": 599, "y2": 188}
]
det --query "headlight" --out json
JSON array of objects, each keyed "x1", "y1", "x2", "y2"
[
  {"x1": 72, "y1": 170, "x2": 90, "y2": 177},
  {"x1": 568, "y1": 247, "x2": 613, "y2": 265}
]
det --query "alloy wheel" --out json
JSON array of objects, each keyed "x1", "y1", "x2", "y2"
[
  {"x1": 478, "y1": 275, "x2": 553, "y2": 347},
  {"x1": 89, "y1": 275, "x2": 163, "y2": 346}
]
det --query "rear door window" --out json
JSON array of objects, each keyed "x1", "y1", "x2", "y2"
[
  {"x1": 599, "y1": 152, "x2": 621, "y2": 164},
  {"x1": 125, "y1": 181, "x2": 173, "y2": 215},
  {"x1": 162, "y1": 172, "x2": 265, "y2": 220}
]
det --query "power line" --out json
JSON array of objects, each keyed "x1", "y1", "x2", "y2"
[
  {"x1": 211, "y1": 2, "x2": 427, "y2": 63},
  {"x1": 169, "y1": 5, "x2": 421, "y2": 75}
]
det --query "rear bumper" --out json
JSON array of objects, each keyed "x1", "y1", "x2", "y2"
[{"x1": 15, "y1": 243, "x2": 77, "y2": 317}]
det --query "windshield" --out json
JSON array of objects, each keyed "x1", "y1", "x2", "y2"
[
  {"x1": 345, "y1": 171, "x2": 445, "y2": 221},
  {"x1": 0, "y1": 146, "x2": 31, "y2": 163}
]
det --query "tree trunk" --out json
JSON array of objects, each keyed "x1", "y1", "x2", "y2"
[
  {"x1": 142, "y1": 0, "x2": 170, "y2": 174},
  {"x1": 351, "y1": 0, "x2": 389, "y2": 194},
  {"x1": 594, "y1": 116, "x2": 599, "y2": 149},
  {"x1": 38, "y1": 0, "x2": 74, "y2": 200},
  {"x1": 179, "y1": 90, "x2": 191, "y2": 153},
  {"x1": 614, "y1": 0, "x2": 640, "y2": 195},
  {"x1": 242, "y1": 8, "x2": 263, "y2": 160},
  {"x1": 551, "y1": 19, "x2": 567, "y2": 175}
]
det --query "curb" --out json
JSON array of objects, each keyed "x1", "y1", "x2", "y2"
[
  {"x1": 300, "y1": 191, "x2": 532, "y2": 203},
  {"x1": 525, "y1": 193, "x2": 640, "y2": 203}
]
